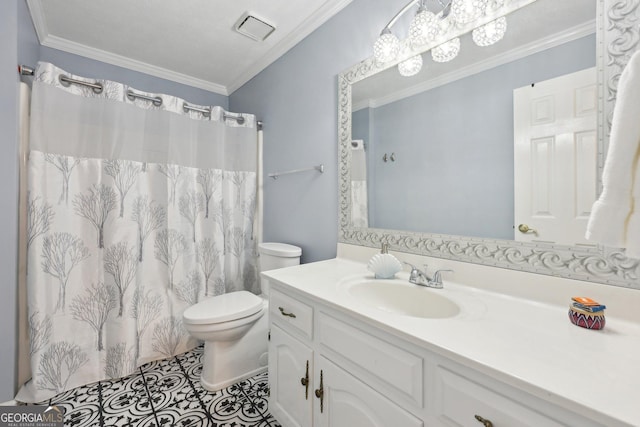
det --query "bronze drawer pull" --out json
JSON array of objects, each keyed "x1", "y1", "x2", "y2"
[
  {"x1": 315, "y1": 369, "x2": 324, "y2": 413},
  {"x1": 475, "y1": 415, "x2": 493, "y2": 427},
  {"x1": 301, "y1": 360, "x2": 309, "y2": 399},
  {"x1": 278, "y1": 307, "x2": 296, "y2": 318}
]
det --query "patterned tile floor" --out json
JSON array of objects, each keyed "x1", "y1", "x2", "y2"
[{"x1": 36, "y1": 345, "x2": 281, "y2": 427}]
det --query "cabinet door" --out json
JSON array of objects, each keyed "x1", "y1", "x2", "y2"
[
  {"x1": 315, "y1": 356, "x2": 423, "y2": 427},
  {"x1": 269, "y1": 325, "x2": 313, "y2": 427}
]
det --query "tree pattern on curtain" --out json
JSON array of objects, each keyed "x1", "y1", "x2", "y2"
[{"x1": 25, "y1": 150, "x2": 257, "y2": 402}]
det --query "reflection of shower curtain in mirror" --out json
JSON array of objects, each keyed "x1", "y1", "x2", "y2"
[
  {"x1": 351, "y1": 140, "x2": 369, "y2": 227},
  {"x1": 17, "y1": 62, "x2": 258, "y2": 403}
]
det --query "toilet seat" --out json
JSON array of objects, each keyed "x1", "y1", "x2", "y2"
[{"x1": 183, "y1": 291, "x2": 263, "y2": 325}]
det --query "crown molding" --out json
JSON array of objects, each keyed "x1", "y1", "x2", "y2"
[
  {"x1": 27, "y1": 1, "x2": 228, "y2": 94},
  {"x1": 227, "y1": 0, "x2": 354, "y2": 94},
  {"x1": 357, "y1": 20, "x2": 596, "y2": 111},
  {"x1": 27, "y1": 0, "x2": 354, "y2": 96},
  {"x1": 40, "y1": 34, "x2": 230, "y2": 95},
  {"x1": 26, "y1": 0, "x2": 48, "y2": 42}
]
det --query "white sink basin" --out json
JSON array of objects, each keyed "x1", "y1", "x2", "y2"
[{"x1": 344, "y1": 279, "x2": 461, "y2": 319}]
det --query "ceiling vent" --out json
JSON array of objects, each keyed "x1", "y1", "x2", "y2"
[{"x1": 235, "y1": 13, "x2": 276, "y2": 42}]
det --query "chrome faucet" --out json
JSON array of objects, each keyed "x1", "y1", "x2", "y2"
[
  {"x1": 404, "y1": 262, "x2": 429, "y2": 286},
  {"x1": 403, "y1": 262, "x2": 453, "y2": 289}
]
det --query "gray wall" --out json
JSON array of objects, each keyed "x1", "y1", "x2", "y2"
[
  {"x1": 17, "y1": 0, "x2": 39, "y2": 68},
  {"x1": 230, "y1": 0, "x2": 409, "y2": 263},
  {"x1": 351, "y1": 107, "x2": 370, "y2": 144},
  {"x1": 362, "y1": 35, "x2": 595, "y2": 239},
  {"x1": 0, "y1": 0, "x2": 20, "y2": 403}
]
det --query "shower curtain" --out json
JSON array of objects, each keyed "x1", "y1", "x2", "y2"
[
  {"x1": 17, "y1": 62, "x2": 258, "y2": 403},
  {"x1": 350, "y1": 140, "x2": 369, "y2": 227}
]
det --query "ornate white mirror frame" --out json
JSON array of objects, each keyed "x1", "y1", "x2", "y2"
[{"x1": 338, "y1": 0, "x2": 640, "y2": 289}]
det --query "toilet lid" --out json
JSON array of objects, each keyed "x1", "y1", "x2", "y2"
[
  {"x1": 183, "y1": 291, "x2": 263, "y2": 325},
  {"x1": 259, "y1": 242, "x2": 302, "y2": 257}
]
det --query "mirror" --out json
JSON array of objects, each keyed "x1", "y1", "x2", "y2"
[
  {"x1": 351, "y1": 0, "x2": 596, "y2": 245},
  {"x1": 338, "y1": 0, "x2": 640, "y2": 288}
]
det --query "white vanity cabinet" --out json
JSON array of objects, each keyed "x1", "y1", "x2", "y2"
[
  {"x1": 268, "y1": 289, "x2": 314, "y2": 426},
  {"x1": 269, "y1": 287, "x2": 422, "y2": 427},
  {"x1": 268, "y1": 284, "x2": 609, "y2": 427}
]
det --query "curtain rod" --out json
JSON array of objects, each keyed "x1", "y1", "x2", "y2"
[{"x1": 18, "y1": 64, "x2": 263, "y2": 129}]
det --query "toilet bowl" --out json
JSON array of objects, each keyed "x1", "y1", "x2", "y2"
[{"x1": 183, "y1": 242, "x2": 302, "y2": 391}]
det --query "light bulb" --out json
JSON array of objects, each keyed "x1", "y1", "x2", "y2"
[
  {"x1": 409, "y1": 8, "x2": 439, "y2": 48},
  {"x1": 431, "y1": 38, "x2": 461, "y2": 62},
  {"x1": 373, "y1": 31, "x2": 401, "y2": 63},
  {"x1": 488, "y1": 0, "x2": 506, "y2": 10},
  {"x1": 472, "y1": 16, "x2": 507, "y2": 46},
  {"x1": 398, "y1": 54, "x2": 423, "y2": 77},
  {"x1": 451, "y1": 0, "x2": 488, "y2": 25}
]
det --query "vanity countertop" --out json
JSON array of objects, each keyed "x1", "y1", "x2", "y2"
[{"x1": 262, "y1": 257, "x2": 640, "y2": 427}]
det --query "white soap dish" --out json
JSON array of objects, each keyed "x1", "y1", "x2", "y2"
[{"x1": 367, "y1": 253, "x2": 402, "y2": 279}]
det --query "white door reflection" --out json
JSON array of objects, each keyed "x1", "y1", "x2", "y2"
[{"x1": 514, "y1": 67, "x2": 597, "y2": 245}]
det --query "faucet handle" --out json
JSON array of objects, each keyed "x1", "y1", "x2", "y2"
[
  {"x1": 403, "y1": 261, "x2": 417, "y2": 276},
  {"x1": 403, "y1": 261, "x2": 427, "y2": 269},
  {"x1": 431, "y1": 269, "x2": 453, "y2": 283},
  {"x1": 403, "y1": 262, "x2": 426, "y2": 273},
  {"x1": 404, "y1": 262, "x2": 428, "y2": 285}
]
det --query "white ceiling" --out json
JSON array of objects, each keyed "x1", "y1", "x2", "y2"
[{"x1": 27, "y1": 0, "x2": 353, "y2": 96}]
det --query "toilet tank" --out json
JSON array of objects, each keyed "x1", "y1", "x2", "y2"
[{"x1": 258, "y1": 242, "x2": 302, "y2": 295}]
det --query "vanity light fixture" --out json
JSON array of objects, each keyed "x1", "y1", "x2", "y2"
[
  {"x1": 451, "y1": 0, "x2": 489, "y2": 25},
  {"x1": 472, "y1": 16, "x2": 507, "y2": 46},
  {"x1": 431, "y1": 37, "x2": 461, "y2": 62},
  {"x1": 373, "y1": 29, "x2": 402, "y2": 63},
  {"x1": 373, "y1": 0, "x2": 511, "y2": 76},
  {"x1": 408, "y1": 5, "x2": 440, "y2": 47},
  {"x1": 399, "y1": 54, "x2": 424, "y2": 76}
]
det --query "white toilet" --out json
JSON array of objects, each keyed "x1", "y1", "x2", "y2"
[{"x1": 183, "y1": 242, "x2": 302, "y2": 391}]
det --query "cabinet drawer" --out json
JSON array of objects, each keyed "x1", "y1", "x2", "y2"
[
  {"x1": 318, "y1": 313, "x2": 423, "y2": 407},
  {"x1": 436, "y1": 366, "x2": 564, "y2": 427},
  {"x1": 270, "y1": 289, "x2": 313, "y2": 340}
]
